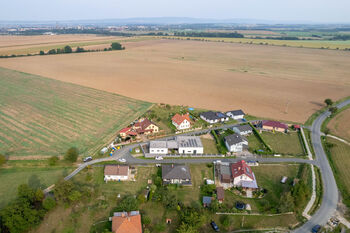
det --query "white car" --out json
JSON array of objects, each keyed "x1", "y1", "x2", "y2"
[
  {"x1": 118, "y1": 158, "x2": 126, "y2": 163},
  {"x1": 155, "y1": 156, "x2": 163, "y2": 160}
]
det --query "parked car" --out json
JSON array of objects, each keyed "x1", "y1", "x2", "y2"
[
  {"x1": 211, "y1": 221, "x2": 220, "y2": 232},
  {"x1": 155, "y1": 156, "x2": 163, "y2": 160},
  {"x1": 83, "y1": 156, "x2": 92, "y2": 162},
  {"x1": 235, "y1": 201, "x2": 246, "y2": 210},
  {"x1": 118, "y1": 158, "x2": 126, "y2": 163},
  {"x1": 311, "y1": 225, "x2": 321, "y2": 233}
]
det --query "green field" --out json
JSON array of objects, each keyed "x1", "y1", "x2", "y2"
[
  {"x1": 0, "y1": 67, "x2": 152, "y2": 157},
  {"x1": 0, "y1": 165, "x2": 72, "y2": 208},
  {"x1": 262, "y1": 131, "x2": 305, "y2": 156},
  {"x1": 162, "y1": 36, "x2": 350, "y2": 50},
  {"x1": 326, "y1": 137, "x2": 350, "y2": 217}
]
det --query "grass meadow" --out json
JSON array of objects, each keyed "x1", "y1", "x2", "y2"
[
  {"x1": 0, "y1": 67, "x2": 152, "y2": 157},
  {"x1": 262, "y1": 131, "x2": 305, "y2": 156}
]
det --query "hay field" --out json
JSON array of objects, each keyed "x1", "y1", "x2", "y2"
[
  {"x1": 0, "y1": 34, "x2": 142, "y2": 55},
  {"x1": 0, "y1": 67, "x2": 151, "y2": 157},
  {"x1": 328, "y1": 108, "x2": 350, "y2": 141},
  {"x1": 0, "y1": 39, "x2": 350, "y2": 122}
]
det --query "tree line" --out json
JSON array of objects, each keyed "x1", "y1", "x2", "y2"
[{"x1": 174, "y1": 31, "x2": 244, "y2": 38}]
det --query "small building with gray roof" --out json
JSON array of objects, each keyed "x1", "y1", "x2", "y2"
[{"x1": 162, "y1": 164, "x2": 191, "y2": 185}]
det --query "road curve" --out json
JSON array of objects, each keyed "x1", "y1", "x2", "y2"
[{"x1": 294, "y1": 98, "x2": 350, "y2": 232}]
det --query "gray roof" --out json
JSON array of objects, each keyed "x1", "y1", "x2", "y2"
[
  {"x1": 203, "y1": 196, "x2": 212, "y2": 204},
  {"x1": 162, "y1": 164, "x2": 191, "y2": 180},
  {"x1": 200, "y1": 111, "x2": 220, "y2": 121},
  {"x1": 224, "y1": 133, "x2": 247, "y2": 146},
  {"x1": 233, "y1": 124, "x2": 252, "y2": 132},
  {"x1": 226, "y1": 110, "x2": 245, "y2": 116},
  {"x1": 177, "y1": 136, "x2": 203, "y2": 148},
  {"x1": 219, "y1": 164, "x2": 231, "y2": 175},
  {"x1": 150, "y1": 141, "x2": 167, "y2": 148},
  {"x1": 167, "y1": 140, "x2": 178, "y2": 149}
]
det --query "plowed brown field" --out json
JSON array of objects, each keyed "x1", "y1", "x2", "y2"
[
  {"x1": 328, "y1": 108, "x2": 350, "y2": 141},
  {"x1": 1, "y1": 39, "x2": 349, "y2": 122}
]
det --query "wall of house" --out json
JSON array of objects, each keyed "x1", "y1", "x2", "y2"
[
  {"x1": 179, "y1": 147, "x2": 204, "y2": 154},
  {"x1": 104, "y1": 175, "x2": 128, "y2": 181},
  {"x1": 233, "y1": 174, "x2": 253, "y2": 186},
  {"x1": 172, "y1": 120, "x2": 191, "y2": 130},
  {"x1": 150, "y1": 148, "x2": 168, "y2": 154},
  {"x1": 263, "y1": 126, "x2": 285, "y2": 132},
  {"x1": 200, "y1": 116, "x2": 217, "y2": 124}
]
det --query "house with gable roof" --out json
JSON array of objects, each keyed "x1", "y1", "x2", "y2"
[
  {"x1": 111, "y1": 211, "x2": 142, "y2": 233},
  {"x1": 172, "y1": 113, "x2": 191, "y2": 130}
]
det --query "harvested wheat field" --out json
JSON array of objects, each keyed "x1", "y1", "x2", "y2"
[
  {"x1": 328, "y1": 108, "x2": 350, "y2": 141},
  {"x1": 0, "y1": 34, "x2": 135, "y2": 55},
  {"x1": 0, "y1": 39, "x2": 350, "y2": 122}
]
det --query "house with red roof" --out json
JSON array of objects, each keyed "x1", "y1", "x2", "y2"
[
  {"x1": 133, "y1": 118, "x2": 159, "y2": 135},
  {"x1": 262, "y1": 120, "x2": 288, "y2": 133},
  {"x1": 172, "y1": 113, "x2": 191, "y2": 130},
  {"x1": 111, "y1": 211, "x2": 142, "y2": 233}
]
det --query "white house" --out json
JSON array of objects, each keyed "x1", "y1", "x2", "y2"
[
  {"x1": 172, "y1": 113, "x2": 191, "y2": 130},
  {"x1": 224, "y1": 133, "x2": 248, "y2": 152},
  {"x1": 232, "y1": 124, "x2": 253, "y2": 136},
  {"x1": 200, "y1": 111, "x2": 228, "y2": 124},
  {"x1": 149, "y1": 141, "x2": 168, "y2": 155},
  {"x1": 226, "y1": 110, "x2": 245, "y2": 120},
  {"x1": 177, "y1": 136, "x2": 204, "y2": 154},
  {"x1": 104, "y1": 165, "x2": 129, "y2": 182},
  {"x1": 231, "y1": 160, "x2": 258, "y2": 189}
]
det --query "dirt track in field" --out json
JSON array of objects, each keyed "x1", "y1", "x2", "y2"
[{"x1": 0, "y1": 39, "x2": 349, "y2": 123}]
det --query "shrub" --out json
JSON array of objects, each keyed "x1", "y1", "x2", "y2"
[
  {"x1": 43, "y1": 197, "x2": 56, "y2": 210},
  {"x1": 64, "y1": 147, "x2": 79, "y2": 163},
  {"x1": 111, "y1": 42, "x2": 124, "y2": 50},
  {"x1": 0, "y1": 154, "x2": 6, "y2": 166},
  {"x1": 48, "y1": 156, "x2": 59, "y2": 166}
]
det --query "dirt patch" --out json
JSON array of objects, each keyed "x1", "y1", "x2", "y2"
[{"x1": 0, "y1": 39, "x2": 349, "y2": 123}]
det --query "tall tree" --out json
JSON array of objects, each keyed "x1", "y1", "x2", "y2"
[
  {"x1": 64, "y1": 147, "x2": 79, "y2": 162},
  {"x1": 111, "y1": 42, "x2": 123, "y2": 50},
  {"x1": 63, "y1": 45, "x2": 73, "y2": 53},
  {"x1": 324, "y1": 98, "x2": 333, "y2": 106}
]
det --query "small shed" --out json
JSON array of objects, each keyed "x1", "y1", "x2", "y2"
[
  {"x1": 216, "y1": 187, "x2": 225, "y2": 203},
  {"x1": 281, "y1": 176, "x2": 288, "y2": 184},
  {"x1": 203, "y1": 196, "x2": 212, "y2": 207}
]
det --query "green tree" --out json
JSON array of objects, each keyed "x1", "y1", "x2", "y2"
[
  {"x1": 64, "y1": 147, "x2": 79, "y2": 163},
  {"x1": 329, "y1": 106, "x2": 338, "y2": 115},
  {"x1": 142, "y1": 215, "x2": 151, "y2": 226},
  {"x1": 76, "y1": 47, "x2": 85, "y2": 53},
  {"x1": 39, "y1": 50, "x2": 45, "y2": 55},
  {"x1": 220, "y1": 215, "x2": 233, "y2": 228},
  {"x1": 63, "y1": 45, "x2": 73, "y2": 53},
  {"x1": 42, "y1": 197, "x2": 56, "y2": 210},
  {"x1": 137, "y1": 193, "x2": 146, "y2": 204},
  {"x1": 48, "y1": 49, "x2": 56, "y2": 54},
  {"x1": 54, "y1": 179, "x2": 74, "y2": 203},
  {"x1": 177, "y1": 223, "x2": 198, "y2": 233},
  {"x1": 68, "y1": 190, "x2": 82, "y2": 202},
  {"x1": 0, "y1": 153, "x2": 6, "y2": 166},
  {"x1": 324, "y1": 98, "x2": 333, "y2": 106},
  {"x1": 48, "y1": 156, "x2": 59, "y2": 166},
  {"x1": 111, "y1": 42, "x2": 123, "y2": 50},
  {"x1": 114, "y1": 196, "x2": 138, "y2": 212}
]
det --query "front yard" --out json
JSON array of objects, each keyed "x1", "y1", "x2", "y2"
[{"x1": 261, "y1": 131, "x2": 305, "y2": 156}]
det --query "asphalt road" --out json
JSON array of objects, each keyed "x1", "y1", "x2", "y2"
[{"x1": 293, "y1": 98, "x2": 350, "y2": 233}]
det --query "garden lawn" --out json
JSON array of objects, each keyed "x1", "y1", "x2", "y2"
[{"x1": 262, "y1": 131, "x2": 305, "y2": 156}]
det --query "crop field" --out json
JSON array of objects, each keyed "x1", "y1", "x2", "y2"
[
  {"x1": 0, "y1": 39, "x2": 350, "y2": 123},
  {"x1": 262, "y1": 131, "x2": 305, "y2": 156},
  {"x1": 164, "y1": 36, "x2": 350, "y2": 50},
  {"x1": 0, "y1": 67, "x2": 151, "y2": 157},
  {"x1": 327, "y1": 138, "x2": 350, "y2": 202},
  {"x1": 0, "y1": 34, "x2": 147, "y2": 55},
  {"x1": 328, "y1": 107, "x2": 350, "y2": 141}
]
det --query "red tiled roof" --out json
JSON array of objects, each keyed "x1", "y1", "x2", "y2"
[
  {"x1": 127, "y1": 131, "x2": 138, "y2": 136},
  {"x1": 216, "y1": 187, "x2": 225, "y2": 201},
  {"x1": 134, "y1": 118, "x2": 156, "y2": 130},
  {"x1": 119, "y1": 127, "x2": 131, "y2": 133},
  {"x1": 104, "y1": 165, "x2": 129, "y2": 176},
  {"x1": 172, "y1": 113, "x2": 191, "y2": 125},
  {"x1": 112, "y1": 214, "x2": 142, "y2": 233},
  {"x1": 262, "y1": 120, "x2": 288, "y2": 129},
  {"x1": 230, "y1": 160, "x2": 254, "y2": 180}
]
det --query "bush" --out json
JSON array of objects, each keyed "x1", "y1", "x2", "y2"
[
  {"x1": 39, "y1": 51, "x2": 45, "y2": 55},
  {"x1": 64, "y1": 147, "x2": 79, "y2": 162},
  {"x1": 111, "y1": 42, "x2": 124, "y2": 50},
  {"x1": 48, "y1": 156, "x2": 59, "y2": 166},
  {"x1": 43, "y1": 197, "x2": 56, "y2": 210},
  {"x1": 0, "y1": 154, "x2": 7, "y2": 166},
  {"x1": 64, "y1": 45, "x2": 72, "y2": 53}
]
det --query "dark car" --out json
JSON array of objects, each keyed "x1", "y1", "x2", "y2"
[
  {"x1": 235, "y1": 201, "x2": 246, "y2": 210},
  {"x1": 311, "y1": 224, "x2": 321, "y2": 233},
  {"x1": 211, "y1": 221, "x2": 220, "y2": 232}
]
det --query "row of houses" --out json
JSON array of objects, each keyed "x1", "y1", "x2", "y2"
[
  {"x1": 200, "y1": 109, "x2": 245, "y2": 124},
  {"x1": 119, "y1": 118, "x2": 159, "y2": 139}
]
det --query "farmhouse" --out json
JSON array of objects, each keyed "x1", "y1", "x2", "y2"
[
  {"x1": 133, "y1": 118, "x2": 159, "y2": 134},
  {"x1": 162, "y1": 164, "x2": 191, "y2": 185},
  {"x1": 104, "y1": 165, "x2": 129, "y2": 182},
  {"x1": 111, "y1": 211, "x2": 142, "y2": 233},
  {"x1": 149, "y1": 136, "x2": 203, "y2": 155},
  {"x1": 224, "y1": 133, "x2": 248, "y2": 152},
  {"x1": 217, "y1": 160, "x2": 258, "y2": 190},
  {"x1": 232, "y1": 124, "x2": 253, "y2": 136},
  {"x1": 200, "y1": 111, "x2": 229, "y2": 124},
  {"x1": 262, "y1": 120, "x2": 288, "y2": 132},
  {"x1": 172, "y1": 113, "x2": 191, "y2": 130},
  {"x1": 226, "y1": 109, "x2": 245, "y2": 120}
]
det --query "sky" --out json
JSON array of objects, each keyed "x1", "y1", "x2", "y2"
[{"x1": 1, "y1": 0, "x2": 350, "y2": 23}]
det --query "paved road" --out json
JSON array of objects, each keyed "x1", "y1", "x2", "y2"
[{"x1": 294, "y1": 99, "x2": 350, "y2": 232}]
